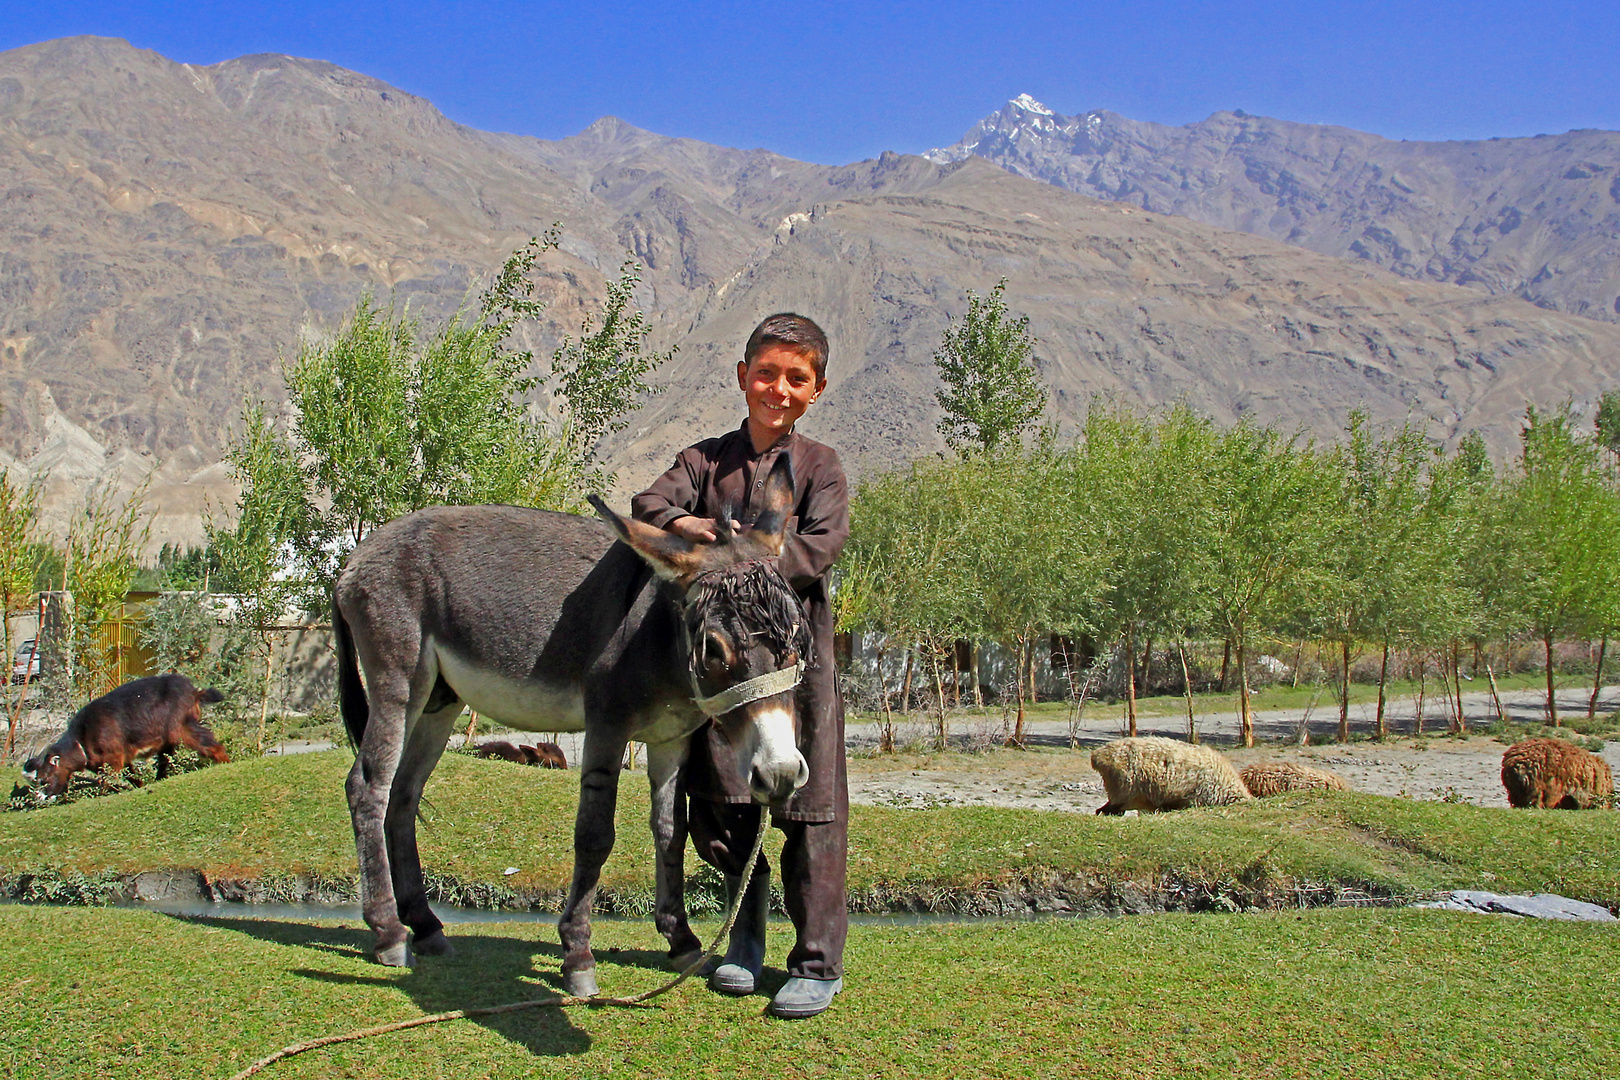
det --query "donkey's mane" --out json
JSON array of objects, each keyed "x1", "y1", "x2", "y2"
[{"x1": 686, "y1": 560, "x2": 812, "y2": 665}]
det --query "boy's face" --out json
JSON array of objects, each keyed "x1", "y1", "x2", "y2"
[{"x1": 737, "y1": 344, "x2": 825, "y2": 445}]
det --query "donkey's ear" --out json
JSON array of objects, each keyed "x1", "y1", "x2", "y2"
[
  {"x1": 588, "y1": 496, "x2": 703, "y2": 583},
  {"x1": 746, "y1": 454, "x2": 797, "y2": 557}
]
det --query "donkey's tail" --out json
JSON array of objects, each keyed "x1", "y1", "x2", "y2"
[{"x1": 333, "y1": 598, "x2": 369, "y2": 748}]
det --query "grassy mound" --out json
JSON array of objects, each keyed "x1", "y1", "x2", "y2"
[{"x1": 2, "y1": 751, "x2": 1616, "y2": 911}]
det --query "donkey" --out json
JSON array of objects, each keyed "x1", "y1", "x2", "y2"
[{"x1": 333, "y1": 455, "x2": 811, "y2": 994}]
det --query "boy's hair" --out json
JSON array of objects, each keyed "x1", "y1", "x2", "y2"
[{"x1": 744, "y1": 313, "x2": 829, "y2": 380}]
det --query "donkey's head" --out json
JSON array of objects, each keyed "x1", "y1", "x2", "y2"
[{"x1": 590, "y1": 455, "x2": 811, "y2": 805}]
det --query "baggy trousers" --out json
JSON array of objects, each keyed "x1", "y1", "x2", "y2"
[{"x1": 687, "y1": 797, "x2": 848, "y2": 981}]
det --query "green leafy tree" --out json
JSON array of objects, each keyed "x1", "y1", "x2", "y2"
[
  {"x1": 56, "y1": 483, "x2": 150, "y2": 701},
  {"x1": 1075, "y1": 402, "x2": 1215, "y2": 736},
  {"x1": 0, "y1": 472, "x2": 40, "y2": 755},
  {"x1": 1199, "y1": 422, "x2": 1334, "y2": 747},
  {"x1": 845, "y1": 456, "x2": 979, "y2": 749},
  {"x1": 1300, "y1": 413, "x2": 1446, "y2": 741},
  {"x1": 552, "y1": 257, "x2": 675, "y2": 464},
  {"x1": 219, "y1": 233, "x2": 666, "y2": 618},
  {"x1": 933, "y1": 279, "x2": 1047, "y2": 455},
  {"x1": 1495, "y1": 405, "x2": 1620, "y2": 725},
  {"x1": 1595, "y1": 389, "x2": 1620, "y2": 466}
]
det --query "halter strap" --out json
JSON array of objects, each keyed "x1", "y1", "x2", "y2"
[{"x1": 691, "y1": 662, "x2": 805, "y2": 717}]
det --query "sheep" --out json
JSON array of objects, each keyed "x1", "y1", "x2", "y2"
[
  {"x1": 1090, "y1": 736, "x2": 1252, "y2": 814},
  {"x1": 474, "y1": 740, "x2": 567, "y2": 769},
  {"x1": 1239, "y1": 761, "x2": 1352, "y2": 797},
  {"x1": 1500, "y1": 737, "x2": 1613, "y2": 809}
]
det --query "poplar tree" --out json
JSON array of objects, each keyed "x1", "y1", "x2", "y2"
[{"x1": 933, "y1": 279, "x2": 1047, "y2": 455}]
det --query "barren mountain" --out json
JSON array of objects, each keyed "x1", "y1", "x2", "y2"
[
  {"x1": 929, "y1": 95, "x2": 1620, "y2": 323},
  {"x1": 4, "y1": 38, "x2": 1620, "y2": 547}
]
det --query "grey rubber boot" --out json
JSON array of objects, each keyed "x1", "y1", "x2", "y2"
[
  {"x1": 709, "y1": 867, "x2": 769, "y2": 995},
  {"x1": 768, "y1": 976, "x2": 843, "y2": 1019}
]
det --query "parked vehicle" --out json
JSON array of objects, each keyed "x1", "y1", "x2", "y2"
[{"x1": 12, "y1": 640, "x2": 39, "y2": 684}]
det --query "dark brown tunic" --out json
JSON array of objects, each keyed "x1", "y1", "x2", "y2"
[{"x1": 632, "y1": 422, "x2": 849, "y2": 822}]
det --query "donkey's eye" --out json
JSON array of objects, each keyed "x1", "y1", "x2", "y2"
[{"x1": 704, "y1": 632, "x2": 733, "y2": 669}]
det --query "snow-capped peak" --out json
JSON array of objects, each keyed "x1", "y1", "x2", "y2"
[{"x1": 1010, "y1": 93, "x2": 1054, "y2": 117}]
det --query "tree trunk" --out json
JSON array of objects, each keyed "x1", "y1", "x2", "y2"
[
  {"x1": 1071, "y1": 666, "x2": 1096, "y2": 750},
  {"x1": 970, "y1": 641, "x2": 982, "y2": 707},
  {"x1": 1012, "y1": 636, "x2": 1027, "y2": 746},
  {"x1": 257, "y1": 639, "x2": 276, "y2": 753},
  {"x1": 1238, "y1": 637, "x2": 1255, "y2": 748},
  {"x1": 1291, "y1": 639, "x2": 1304, "y2": 688},
  {"x1": 1589, "y1": 635, "x2": 1607, "y2": 719},
  {"x1": 878, "y1": 646, "x2": 895, "y2": 753},
  {"x1": 1414, "y1": 654, "x2": 1425, "y2": 736},
  {"x1": 1219, "y1": 637, "x2": 1232, "y2": 693},
  {"x1": 1485, "y1": 657, "x2": 1508, "y2": 726},
  {"x1": 463, "y1": 709, "x2": 479, "y2": 746},
  {"x1": 1179, "y1": 642, "x2": 1197, "y2": 743},
  {"x1": 1139, "y1": 636, "x2": 1153, "y2": 699},
  {"x1": 1544, "y1": 631, "x2": 1559, "y2": 726},
  {"x1": 929, "y1": 645, "x2": 948, "y2": 752},
  {"x1": 1124, "y1": 624, "x2": 1138, "y2": 738},
  {"x1": 950, "y1": 642, "x2": 962, "y2": 709},
  {"x1": 1374, "y1": 640, "x2": 1390, "y2": 740},
  {"x1": 899, "y1": 648, "x2": 916, "y2": 719},
  {"x1": 1338, "y1": 638, "x2": 1351, "y2": 744},
  {"x1": 1028, "y1": 636, "x2": 1040, "y2": 705},
  {"x1": 1451, "y1": 641, "x2": 1466, "y2": 734}
]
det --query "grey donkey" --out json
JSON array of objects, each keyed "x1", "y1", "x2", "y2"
[{"x1": 333, "y1": 455, "x2": 812, "y2": 996}]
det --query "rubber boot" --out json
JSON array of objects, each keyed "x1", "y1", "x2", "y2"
[{"x1": 709, "y1": 867, "x2": 769, "y2": 994}]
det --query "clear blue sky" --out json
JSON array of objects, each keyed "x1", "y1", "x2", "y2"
[{"x1": 6, "y1": 1, "x2": 1617, "y2": 165}]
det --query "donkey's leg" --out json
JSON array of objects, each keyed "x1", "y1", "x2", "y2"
[
  {"x1": 645, "y1": 737, "x2": 702, "y2": 968},
  {"x1": 557, "y1": 729, "x2": 628, "y2": 997},
  {"x1": 346, "y1": 669, "x2": 418, "y2": 966},
  {"x1": 384, "y1": 702, "x2": 460, "y2": 957}
]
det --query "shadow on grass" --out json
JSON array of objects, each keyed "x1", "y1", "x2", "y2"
[{"x1": 162, "y1": 914, "x2": 695, "y2": 1057}]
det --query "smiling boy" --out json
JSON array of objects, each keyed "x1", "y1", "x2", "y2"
[{"x1": 631, "y1": 313, "x2": 849, "y2": 1019}]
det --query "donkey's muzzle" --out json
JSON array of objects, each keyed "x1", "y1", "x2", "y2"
[{"x1": 751, "y1": 754, "x2": 810, "y2": 807}]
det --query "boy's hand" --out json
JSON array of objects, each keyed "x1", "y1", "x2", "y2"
[{"x1": 668, "y1": 515, "x2": 742, "y2": 543}]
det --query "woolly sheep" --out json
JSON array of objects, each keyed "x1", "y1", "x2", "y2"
[
  {"x1": 1239, "y1": 761, "x2": 1352, "y2": 797},
  {"x1": 1500, "y1": 737, "x2": 1613, "y2": 810},
  {"x1": 1090, "y1": 736, "x2": 1252, "y2": 814}
]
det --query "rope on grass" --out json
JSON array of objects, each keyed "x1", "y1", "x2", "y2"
[{"x1": 227, "y1": 807, "x2": 771, "y2": 1080}]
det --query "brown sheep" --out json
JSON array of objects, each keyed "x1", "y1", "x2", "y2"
[
  {"x1": 21, "y1": 674, "x2": 229, "y2": 798},
  {"x1": 475, "y1": 740, "x2": 567, "y2": 769},
  {"x1": 1500, "y1": 738, "x2": 1613, "y2": 809},
  {"x1": 1240, "y1": 761, "x2": 1352, "y2": 797},
  {"x1": 1090, "y1": 736, "x2": 1252, "y2": 814}
]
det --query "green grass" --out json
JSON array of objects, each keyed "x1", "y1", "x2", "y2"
[
  {"x1": 2, "y1": 751, "x2": 1617, "y2": 911},
  {"x1": 1, "y1": 905, "x2": 1615, "y2": 1079}
]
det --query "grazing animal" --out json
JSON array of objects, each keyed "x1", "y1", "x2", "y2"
[
  {"x1": 334, "y1": 455, "x2": 810, "y2": 993},
  {"x1": 1240, "y1": 761, "x2": 1352, "y2": 797},
  {"x1": 21, "y1": 674, "x2": 229, "y2": 798},
  {"x1": 474, "y1": 740, "x2": 567, "y2": 769},
  {"x1": 1501, "y1": 738, "x2": 1614, "y2": 809},
  {"x1": 1091, "y1": 736, "x2": 1252, "y2": 814}
]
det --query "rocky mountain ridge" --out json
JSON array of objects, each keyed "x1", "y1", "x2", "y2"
[
  {"x1": 4, "y1": 38, "x2": 1620, "y2": 549},
  {"x1": 928, "y1": 94, "x2": 1620, "y2": 323}
]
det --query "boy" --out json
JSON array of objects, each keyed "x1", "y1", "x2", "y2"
[{"x1": 632, "y1": 312, "x2": 849, "y2": 1019}]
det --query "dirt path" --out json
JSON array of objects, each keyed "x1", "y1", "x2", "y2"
[{"x1": 848, "y1": 683, "x2": 1620, "y2": 812}]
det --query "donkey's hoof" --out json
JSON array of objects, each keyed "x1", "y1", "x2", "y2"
[
  {"x1": 375, "y1": 941, "x2": 413, "y2": 967},
  {"x1": 562, "y1": 968, "x2": 599, "y2": 997},
  {"x1": 412, "y1": 930, "x2": 454, "y2": 957}
]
